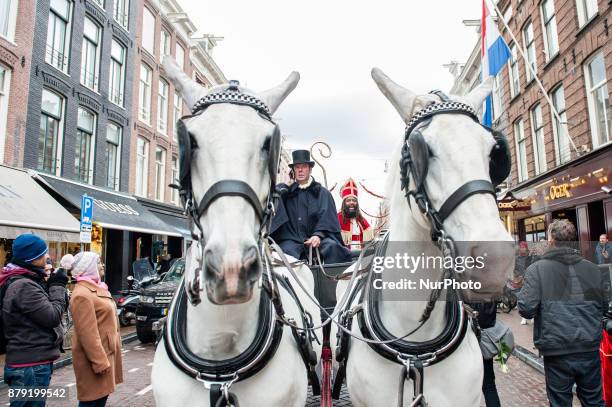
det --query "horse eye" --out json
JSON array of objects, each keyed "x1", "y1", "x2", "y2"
[
  {"x1": 189, "y1": 132, "x2": 198, "y2": 150},
  {"x1": 427, "y1": 147, "x2": 435, "y2": 158},
  {"x1": 262, "y1": 136, "x2": 271, "y2": 152}
]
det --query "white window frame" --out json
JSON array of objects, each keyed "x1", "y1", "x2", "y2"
[
  {"x1": 530, "y1": 104, "x2": 547, "y2": 174},
  {"x1": 0, "y1": 0, "x2": 18, "y2": 42},
  {"x1": 113, "y1": 0, "x2": 129, "y2": 30},
  {"x1": 576, "y1": 0, "x2": 598, "y2": 28},
  {"x1": 508, "y1": 43, "x2": 520, "y2": 98},
  {"x1": 171, "y1": 155, "x2": 179, "y2": 204},
  {"x1": 157, "y1": 79, "x2": 168, "y2": 134},
  {"x1": 160, "y1": 30, "x2": 170, "y2": 62},
  {"x1": 138, "y1": 64, "x2": 152, "y2": 124},
  {"x1": 176, "y1": 43, "x2": 185, "y2": 71},
  {"x1": 39, "y1": 88, "x2": 65, "y2": 176},
  {"x1": 81, "y1": 17, "x2": 101, "y2": 91},
  {"x1": 109, "y1": 39, "x2": 126, "y2": 107},
  {"x1": 173, "y1": 92, "x2": 182, "y2": 142},
  {"x1": 106, "y1": 123, "x2": 121, "y2": 191},
  {"x1": 584, "y1": 52, "x2": 611, "y2": 148},
  {"x1": 141, "y1": 7, "x2": 155, "y2": 55},
  {"x1": 540, "y1": 0, "x2": 559, "y2": 62},
  {"x1": 136, "y1": 137, "x2": 149, "y2": 197},
  {"x1": 522, "y1": 21, "x2": 537, "y2": 83},
  {"x1": 75, "y1": 107, "x2": 96, "y2": 184},
  {"x1": 514, "y1": 119, "x2": 528, "y2": 182},
  {"x1": 45, "y1": 0, "x2": 73, "y2": 74},
  {"x1": 550, "y1": 86, "x2": 571, "y2": 165},
  {"x1": 155, "y1": 147, "x2": 166, "y2": 201},
  {"x1": 502, "y1": 5, "x2": 513, "y2": 23},
  {"x1": 0, "y1": 66, "x2": 10, "y2": 163},
  {"x1": 492, "y1": 74, "x2": 503, "y2": 121}
]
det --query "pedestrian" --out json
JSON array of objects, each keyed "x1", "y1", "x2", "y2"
[
  {"x1": 66, "y1": 252, "x2": 123, "y2": 407},
  {"x1": 595, "y1": 234, "x2": 612, "y2": 265},
  {"x1": 515, "y1": 242, "x2": 534, "y2": 325},
  {"x1": 468, "y1": 301, "x2": 501, "y2": 407},
  {"x1": 518, "y1": 219, "x2": 606, "y2": 407},
  {"x1": 0, "y1": 233, "x2": 68, "y2": 407}
]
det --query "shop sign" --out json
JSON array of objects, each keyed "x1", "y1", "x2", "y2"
[
  {"x1": 94, "y1": 199, "x2": 140, "y2": 216},
  {"x1": 548, "y1": 184, "x2": 572, "y2": 200},
  {"x1": 497, "y1": 199, "x2": 532, "y2": 211}
]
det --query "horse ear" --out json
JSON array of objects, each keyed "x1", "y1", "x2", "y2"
[
  {"x1": 258, "y1": 72, "x2": 300, "y2": 115},
  {"x1": 465, "y1": 76, "x2": 494, "y2": 113},
  {"x1": 371, "y1": 68, "x2": 418, "y2": 124},
  {"x1": 162, "y1": 56, "x2": 208, "y2": 109}
]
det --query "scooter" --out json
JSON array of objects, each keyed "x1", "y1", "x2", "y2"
[
  {"x1": 498, "y1": 276, "x2": 523, "y2": 313},
  {"x1": 115, "y1": 259, "x2": 159, "y2": 326}
]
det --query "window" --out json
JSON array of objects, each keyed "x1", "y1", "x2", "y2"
[
  {"x1": 38, "y1": 89, "x2": 64, "y2": 174},
  {"x1": 113, "y1": 0, "x2": 129, "y2": 30},
  {"x1": 522, "y1": 22, "x2": 536, "y2": 82},
  {"x1": 138, "y1": 64, "x2": 152, "y2": 123},
  {"x1": 160, "y1": 30, "x2": 170, "y2": 61},
  {"x1": 171, "y1": 156, "x2": 178, "y2": 204},
  {"x1": 541, "y1": 0, "x2": 559, "y2": 61},
  {"x1": 0, "y1": 66, "x2": 10, "y2": 162},
  {"x1": 492, "y1": 74, "x2": 503, "y2": 121},
  {"x1": 0, "y1": 0, "x2": 18, "y2": 41},
  {"x1": 176, "y1": 43, "x2": 185, "y2": 71},
  {"x1": 508, "y1": 43, "x2": 520, "y2": 98},
  {"x1": 173, "y1": 93, "x2": 182, "y2": 141},
  {"x1": 46, "y1": 0, "x2": 72, "y2": 73},
  {"x1": 75, "y1": 108, "x2": 96, "y2": 184},
  {"x1": 576, "y1": 0, "x2": 598, "y2": 27},
  {"x1": 109, "y1": 39, "x2": 126, "y2": 106},
  {"x1": 142, "y1": 7, "x2": 155, "y2": 55},
  {"x1": 136, "y1": 137, "x2": 149, "y2": 197},
  {"x1": 502, "y1": 5, "x2": 513, "y2": 23},
  {"x1": 514, "y1": 120, "x2": 527, "y2": 182},
  {"x1": 106, "y1": 123, "x2": 121, "y2": 190},
  {"x1": 155, "y1": 147, "x2": 166, "y2": 201},
  {"x1": 550, "y1": 86, "x2": 571, "y2": 165},
  {"x1": 157, "y1": 79, "x2": 168, "y2": 134},
  {"x1": 585, "y1": 52, "x2": 611, "y2": 147},
  {"x1": 81, "y1": 17, "x2": 101, "y2": 91},
  {"x1": 530, "y1": 104, "x2": 546, "y2": 174}
]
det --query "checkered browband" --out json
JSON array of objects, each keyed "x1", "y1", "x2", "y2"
[{"x1": 191, "y1": 90, "x2": 272, "y2": 119}]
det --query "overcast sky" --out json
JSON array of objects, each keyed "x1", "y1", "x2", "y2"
[{"x1": 181, "y1": 0, "x2": 483, "y2": 220}]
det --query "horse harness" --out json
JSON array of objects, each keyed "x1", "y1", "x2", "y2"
[
  {"x1": 164, "y1": 82, "x2": 319, "y2": 407},
  {"x1": 333, "y1": 91, "x2": 511, "y2": 407}
]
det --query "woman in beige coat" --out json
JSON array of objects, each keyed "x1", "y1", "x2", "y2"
[{"x1": 65, "y1": 252, "x2": 123, "y2": 406}]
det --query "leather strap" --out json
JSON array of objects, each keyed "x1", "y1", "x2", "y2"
[
  {"x1": 196, "y1": 180, "x2": 264, "y2": 221},
  {"x1": 437, "y1": 180, "x2": 496, "y2": 223}
]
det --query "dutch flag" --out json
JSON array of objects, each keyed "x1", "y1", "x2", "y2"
[{"x1": 481, "y1": 0, "x2": 511, "y2": 127}]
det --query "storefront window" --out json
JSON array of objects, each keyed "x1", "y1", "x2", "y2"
[{"x1": 524, "y1": 215, "x2": 546, "y2": 243}]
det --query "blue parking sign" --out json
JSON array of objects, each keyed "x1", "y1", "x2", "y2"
[{"x1": 80, "y1": 195, "x2": 94, "y2": 243}]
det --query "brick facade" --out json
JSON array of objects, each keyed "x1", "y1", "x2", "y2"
[
  {"x1": 0, "y1": 0, "x2": 35, "y2": 167},
  {"x1": 22, "y1": 0, "x2": 137, "y2": 192},
  {"x1": 496, "y1": 0, "x2": 611, "y2": 188},
  {"x1": 129, "y1": 0, "x2": 225, "y2": 206}
]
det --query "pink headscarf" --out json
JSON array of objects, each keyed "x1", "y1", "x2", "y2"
[{"x1": 64, "y1": 252, "x2": 108, "y2": 291}]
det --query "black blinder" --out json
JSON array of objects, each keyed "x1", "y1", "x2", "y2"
[
  {"x1": 408, "y1": 130, "x2": 430, "y2": 191},
  {"x1": 176, "y1": 119, "x2": 192, "y2": 190},
  {"x1": 268, "y1": 125, "x2": 281, "y2": 186},
  {"x1": 489, "y1": 129, "x2": 511, "y2": 187}
]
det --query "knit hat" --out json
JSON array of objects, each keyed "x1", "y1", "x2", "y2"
[{"x1": 12, "y1": 234, "x2": 48, "y2": 263}]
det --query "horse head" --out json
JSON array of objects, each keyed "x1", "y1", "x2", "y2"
[
  {"x1": 372, "y1": 68, "x2": 514, "y2": 301},
  {"x1": 164, "y1": 56, "x2": 300, "y2": 305}
]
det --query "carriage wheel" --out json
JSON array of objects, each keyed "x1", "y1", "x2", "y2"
[{"x1": 320, "y1": 346, "x2": 333, "y2": 407}]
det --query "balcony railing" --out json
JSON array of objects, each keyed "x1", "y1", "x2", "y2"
[
  {"x1": 45, "y1": 45, "x2": 69, "y2": 72},
  {"x1": 114, "y1": 11, "x2": 129, "y2": 29},
  {"x1": 81, "y1": 68, "x2": 99, "y2": 90},
  {"x1": 110, "y1": 87, "x2": 124, "y2": 106}
]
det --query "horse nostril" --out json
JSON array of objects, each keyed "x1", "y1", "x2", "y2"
[
  {"x1": 242, "y1": 246, "x2": 260, "y2": 279},
  {"x1": 204, "y1": 250, "x2": 223, "y2": 280}
]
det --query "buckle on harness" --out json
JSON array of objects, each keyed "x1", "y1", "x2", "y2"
[{"x1": 195, "y1": 372, "x2": 238, "y2": 390}]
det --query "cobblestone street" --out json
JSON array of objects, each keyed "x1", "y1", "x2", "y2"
[{"x1": 0, "y1": 338, "x2": 579, "y2": 406}]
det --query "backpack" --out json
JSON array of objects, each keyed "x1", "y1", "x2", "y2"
[{"x1": 0, "y1": 276, "x2": 25, "y2": 355}]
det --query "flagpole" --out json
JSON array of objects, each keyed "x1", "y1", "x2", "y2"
[{"x1": 487, "y1": 0, "x2": 580, "y2": 155}]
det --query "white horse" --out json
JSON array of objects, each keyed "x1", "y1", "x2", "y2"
[
  {"x1": 334, "y1": 68, "x2": 515, "y2": 407},
  {"x1": 152, "y1": 57, "x2": 321, "y2": 407}
]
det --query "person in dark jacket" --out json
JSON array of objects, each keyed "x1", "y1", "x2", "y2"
[
  {"x1": 518, "y1": 219, "x2": 606, "y2": 407},
  {"x1": 468, "y1": 301, "x2": 501, "y2": 407},
  {"x1": 0, "y1": 234, "x2": 68, "y2": 406},
  {"x1": 271, "y1": 150, "x2": 351, "y2": 264},
  {"x1": 595, "y1": 234, "x2": 612, "y2": 265}
]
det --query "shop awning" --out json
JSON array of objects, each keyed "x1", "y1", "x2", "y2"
[
  {"x1": 33, "y1": 174, "x2": 182, "y2": 237},
  {"x1": 0, "y1": 166, "x2": 80, "y2": 242},
  {"x1": 152, "y1": 211, "x2": 191, "y2": 238}
]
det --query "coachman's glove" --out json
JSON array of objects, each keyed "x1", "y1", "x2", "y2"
[{"x1": 48, "y1": 268, "x2": 69, "y2": 288}]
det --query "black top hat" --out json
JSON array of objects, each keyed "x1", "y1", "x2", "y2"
[{"x1": 289, "y1": 150, "x2": 315, "y2": 168}]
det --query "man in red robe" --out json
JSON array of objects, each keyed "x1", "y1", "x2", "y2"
[{"x1": 337, "y1": 178, "x2": 373, "y2": 250}]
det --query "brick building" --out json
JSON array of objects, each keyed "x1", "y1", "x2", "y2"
[
  {"x1": 451, "y1": 0, "x2": 611, "y2": 253},
  {"x1": 0, "y1": 0, "x2": 35, "y2": 167}
]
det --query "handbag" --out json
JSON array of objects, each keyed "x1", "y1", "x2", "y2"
[{"x1": 479, "y1": 319, "x2": 515, "y2": 361}]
